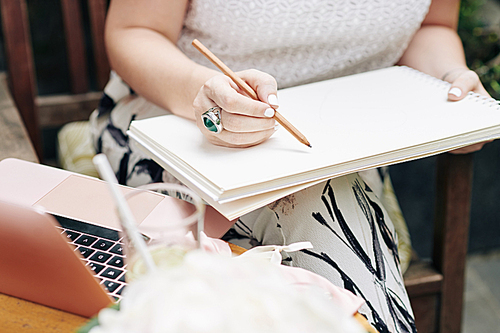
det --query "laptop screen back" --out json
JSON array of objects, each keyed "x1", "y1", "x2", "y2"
[{"x1": 0, "y1": 200, "x2": 113, "y2": 318}]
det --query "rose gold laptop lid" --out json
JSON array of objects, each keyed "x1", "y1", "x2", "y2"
[{"x1": 0, "y1": 200, "x2": 113, "y2": 318}]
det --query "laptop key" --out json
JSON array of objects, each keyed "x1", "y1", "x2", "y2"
[
  {"x1": 63, "y1": 230, "x2": 81, "y2": 242},
  {"x1": 108, "y1": 256, "x2": 125, "y2": 268},
  {"x1": 109, "y1": 243, "x2": 124, "y2": 255},
  {"x1": 91, "y1": 239, "x2": 114, "y2": 251},
  {"x1": 116, "y1": 285, "x2": 126, "y2": 295},
  {"x1": 75, "y1": 235, "x2": 98, "y2": 247},
  {"x1": 89, "y1": 251, "x2": 112, "y2": 263},
  {"x1": 87, "y1": 262, "x2": 105, "y2": 274},
  {"x1": 118, "y1": 274, "x2": 126, "y2": 283},
  {"x1": 100, "y1": 267, "x2": 124, "y2": 280},
  {"x1": 102, "y1": 280, "x2": 121, "y2": 293},
  {"x1": 77, "y1": 246, "x2": 95, "y2": 259}
]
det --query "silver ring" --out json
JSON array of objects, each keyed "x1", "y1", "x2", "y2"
[{"x1": 201, "y1": 106, "x2": 223, "y2": 134}]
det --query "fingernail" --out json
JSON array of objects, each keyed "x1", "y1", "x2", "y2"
[
  {"x1": 264, "y1": 108, "x2": 275, "y2": 117},
  {"x1": 267, "y1": 94, "x2": 279, "y2": 107},
  {"x1": 449, "y1": 87, "x2": 462, "y2": 97}
]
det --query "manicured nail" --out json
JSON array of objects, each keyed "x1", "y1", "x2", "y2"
[
  {"x1": 267, "y1": 94, "x2": 279, "y2": 107},
  {"x1": 449, "y1": 87, "x2": 462, "y2": 97},
  {"x1": 264, "y1": 108, "x2": 275, "y2": 117}
]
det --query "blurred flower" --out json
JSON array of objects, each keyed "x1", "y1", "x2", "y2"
[{"x1": 89, "y1": 250, "x2": 365, "y2": 333}]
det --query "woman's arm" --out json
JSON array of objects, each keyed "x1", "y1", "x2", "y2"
[
  {"x1": 398, "y1": 0, "x2": 489, "y2": 153},
  {"x1": 398, "y1": 1, "x2": 467, "y2": 81},
  {"x1": 105, "y1": 0, "x2": 213, "y2": 119},
  {"x1": 105, "y1": 0, "x2": 278, "y2": 147}
]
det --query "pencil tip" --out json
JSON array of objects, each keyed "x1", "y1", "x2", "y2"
[{"x1": 308, "y1": 144, "x2": 312, "y2": 148}]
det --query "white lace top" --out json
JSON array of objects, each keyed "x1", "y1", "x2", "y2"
[{"x1": 177, "y1": 0, "x2": 431, "y2": 88}]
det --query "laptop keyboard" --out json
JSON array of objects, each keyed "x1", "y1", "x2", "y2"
[{"x1": 52, "y1": 214, "x2": 127, "y2": 301}]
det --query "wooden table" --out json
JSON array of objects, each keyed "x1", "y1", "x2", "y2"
[
  {"x1": 0, "y1": 294, "x2": 88, "y2": 332},
  {"x1": 0, "y1": 71, "x2": 89, "y2": 331}
]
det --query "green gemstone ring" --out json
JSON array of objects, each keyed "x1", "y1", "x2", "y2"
[{"x1": 201, "y1": 106, "x2": 223, "y2": 134}]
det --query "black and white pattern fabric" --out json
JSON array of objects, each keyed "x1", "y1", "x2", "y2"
[
  {"x1": 224, "y1": 175, "x2": 415, "y2": 333},
  {"x1": 90, "y1": 73, "x2": 174, "y2": 187}
]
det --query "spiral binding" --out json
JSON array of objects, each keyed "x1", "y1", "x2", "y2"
[
  {"x1": 467, "y1": 91, "x2": 500, "y2": 109},
  {"x1": 399, "y1": 65, "x2": 500, "y2": 111}
]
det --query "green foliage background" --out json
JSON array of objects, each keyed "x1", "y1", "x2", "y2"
[{"x1": 459, "y1": 0, "x2": 500, "y2": 98}]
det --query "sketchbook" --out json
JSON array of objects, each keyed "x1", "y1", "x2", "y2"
[{"x1": 129, "y1": 66, "x2": 500, "y2": 219}]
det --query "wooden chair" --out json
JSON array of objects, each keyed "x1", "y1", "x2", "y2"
[
  {"x1": 0, "y1": 1, "x2": 474, "y2": 332},
  {"x1": 0, "y1": 0, "x2": 108, "y2": 161},
  {"x1": 403, "y1": 153, "x2": 473, "y2": 333}
]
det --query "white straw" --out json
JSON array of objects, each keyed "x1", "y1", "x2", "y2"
[{"x1": 92, "y1": 154, "x2": 157, "y2": 273}]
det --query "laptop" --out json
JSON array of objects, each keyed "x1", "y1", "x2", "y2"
[{"x1": 0, "y1": 158, "x2": 235, "y2": 318}]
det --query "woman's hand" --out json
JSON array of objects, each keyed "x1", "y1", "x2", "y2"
[
  {"x1": 445, "y1": 68, "x2": 492, "y2": 154},
  {"x1": 193, "y1": 69, "x2": 279, "y2": 148}
]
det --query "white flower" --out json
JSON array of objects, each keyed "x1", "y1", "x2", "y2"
[{"x1": 90, "y1": 250, "x2": 365, "y2": 333}]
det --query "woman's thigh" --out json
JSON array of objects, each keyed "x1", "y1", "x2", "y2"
[{"x1": 225, "y1": 174, "x2": 416, "y2": 333}]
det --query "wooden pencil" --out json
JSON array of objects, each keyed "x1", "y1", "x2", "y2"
[{"x1": 192, "y1": 39, "x2": 312, "y2": 148}]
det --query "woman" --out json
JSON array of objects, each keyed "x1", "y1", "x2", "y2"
[{"x1": 92, "y1": 1, "x2": 489, "y2": 332}]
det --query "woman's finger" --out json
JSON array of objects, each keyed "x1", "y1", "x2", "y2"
[
  {"x1": 195, "y1": 102, "x2": 275, "y2": 135},
  {"x1": 203, "y1": 75, "x2": 275, "y2": 118},
  {"x1": 214, "y1": 127, "x2": 276, "y2": 148},
  {"x1": 194, "y1": 87, "x2": 275, "y2": 133},
  {"x1": 195, "y1": 106, "x2": 276, "y2": 147},
  {"x1": 237, "y1": 69, "x2": 279, "y2": 108},
  {"x1": 450, "y1": 141, "x2": 490, "y2": 154},
  {"x1": 447, "y1": 70, "x2": 482, "y2": 101},
  {"x1": 220, "y1": 109, "x2": 276, "y2": 133},
  {"x1": 445, "y1": 69, "x2": 492, "y2": 154}
]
